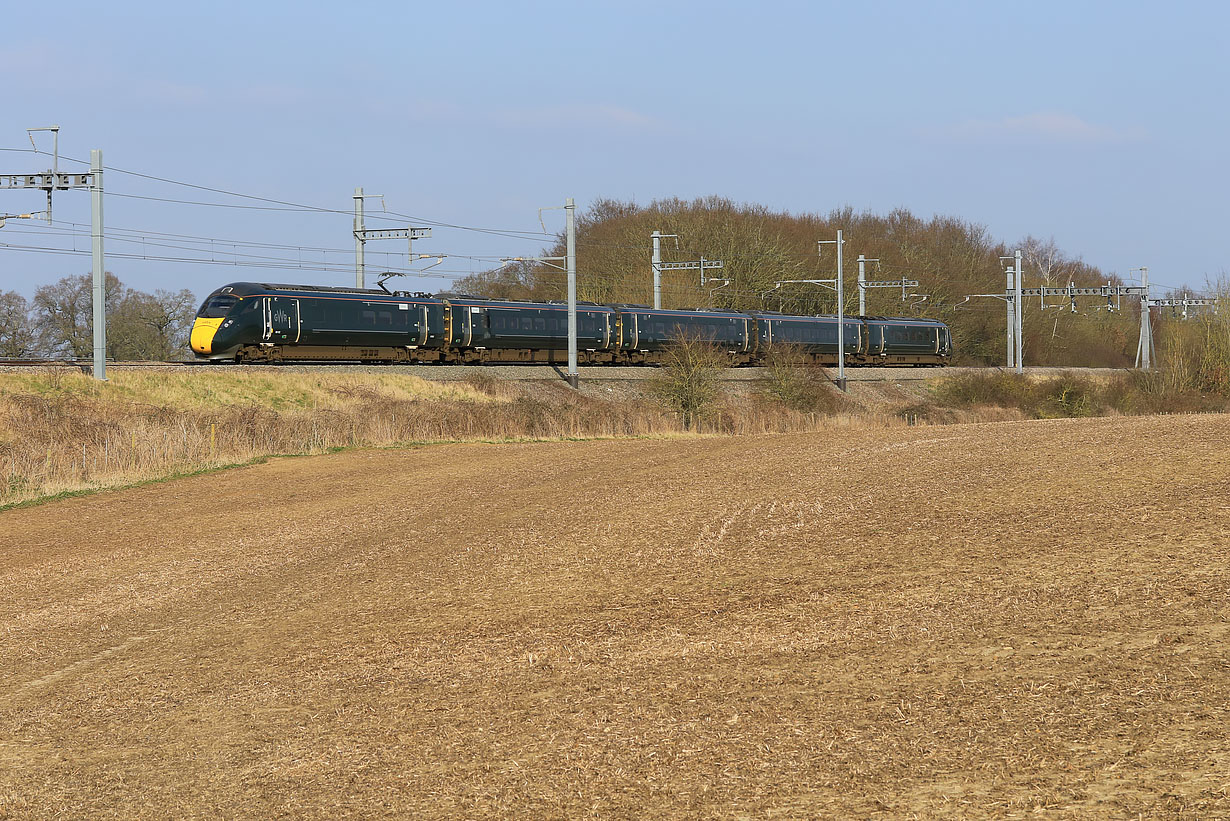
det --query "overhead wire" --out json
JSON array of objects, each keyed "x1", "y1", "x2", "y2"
[
  {"x1": 4, "y1": 219, "x2": 515, "y2": 262},
  {"x1": 0, "y1": 236, "x2": 814, "y2": 304},
  {"x1": 0, "y1": 218, "x2": 934, "y2": 303},
  {"x1": 11, "y1": 147, "x2": 556, "y2": 242},
  {"x1": 9, "y1": 148, "x2": 1204, "y2": 302}
]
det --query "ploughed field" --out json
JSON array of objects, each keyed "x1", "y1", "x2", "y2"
[{"x1": 1, "y1": 415, "x2": 1227, "y2": 819}]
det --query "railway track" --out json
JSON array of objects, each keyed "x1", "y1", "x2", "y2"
[
  {"x1": 0, "y1": 358, "x2": 961, "y2": 382},
  {"x1": 0, "y1": 360, "x2": 1126, "y2": 384},
  {"x1": 0, "y1": 359, "x2": 208, "y2": 368}
]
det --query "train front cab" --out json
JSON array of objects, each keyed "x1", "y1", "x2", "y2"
[
  {"x1": 192, "y1": 286, "x2": 305, "y2": 360},
  {"x1": 190, "y1": 289, "x2": 241, "y2": 358}
]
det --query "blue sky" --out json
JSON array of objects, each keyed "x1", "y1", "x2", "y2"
[{"x1": 1, "y1": 0, "x2": 1226, "y2": 301}]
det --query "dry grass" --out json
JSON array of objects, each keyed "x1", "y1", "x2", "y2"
[
  {"x1": 4, "y1": 367, "x2": 1228, "y2": 507},
  {"x1": 1, "y1": 415, "x2": 1227, "y2": 818},
  {"x1": 929, "y1": 369, "x2": 1230, "y2": 421},
  {"x1": 0, "y1": 368, "x2": 912, "y2": 507},
  {"x1": 0, "y1": 369, "x2": 678, "y2": 505}
]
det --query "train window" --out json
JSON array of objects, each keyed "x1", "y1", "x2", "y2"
[
  {"x1": 520, "y1": 317, "x2": 534, "y2": 331},
  {"x1": 377, "y1": 311, "x2": 393, "y2": 327},
  {"x1": 361, "y1": 310, "x2": 376, "y2": 325},
  {"x1": 198, "y1": 293, "x2": 238, "y2": 318},
  {"x1": 534, "y1": 317, "x2": 546, "y2": 332}
]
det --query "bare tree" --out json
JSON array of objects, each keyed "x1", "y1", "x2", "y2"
[
  {"x1": 31, "y1": 272, "x2": 122, "y2": 358},
  {"x1": 27, "y1": 273, "x2": 195, "y2": 360},
  {"x1": 0, "y1": 291, "x2": 36, "y2": 358},
  {"x1": 111, "y1": 288, "x2": 197, "y2": 360},
  {"x1": 453, "y1": 260, "x2": 542, "y2": 301},
  {"x1": 1020, "y1": 235, "x2": 1068, "y2": 308}
]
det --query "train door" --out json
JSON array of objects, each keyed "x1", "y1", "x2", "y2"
[
  {"x1": 460, "y1": 306, "x2": 476, "y2": 347},
  {"x1": 415, "y1": 305, "x2": 429, "y2": 346},
  {"x1": 440, "y1": 300, "x2": 453, "y2": 349},
  {"x1": 846, "y1": 322, "x2": 862, "y2": 355},
  {"x1": 870, "y1": 324, "x2": 886, "y2": 355},
  {"x1": 263, "y1": 296, "x2": 300, "y2": 342}
]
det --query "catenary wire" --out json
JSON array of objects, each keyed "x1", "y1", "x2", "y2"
[{"x1": 9, "y1": 147, "x2": 557, "y2": 241}]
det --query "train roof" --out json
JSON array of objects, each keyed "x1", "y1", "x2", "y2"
[
  {"x1": 257, "y1": 282, "x2": 390, "y2": 296},
  {"x1": 864, "y1": 315, "x2": 948, "y2": 325},
  {"x1": 617, "y1": 306, "x2": 748, "y2": 318},
  {"x1": 206, "y1": 282, "x2": 396, "y2": 298}
]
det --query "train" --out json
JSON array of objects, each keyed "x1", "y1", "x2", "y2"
[{"x1": 189, "y1": 281, "x2": 952, "y2": 366}]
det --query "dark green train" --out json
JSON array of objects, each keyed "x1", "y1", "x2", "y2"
[{"x1": 191, "y1": 282, "x2": 952, "y2": 366}]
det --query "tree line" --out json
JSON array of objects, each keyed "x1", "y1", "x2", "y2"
[
  {"x1": 3, "y1": 200, "x2": 1215, "y2": 368},
  {"x1": 454, "y1": 198, "x2": 1146, "y2": 367},
  {"x1": 0, "y1": 273, "x2": 196, "y2": 360}
]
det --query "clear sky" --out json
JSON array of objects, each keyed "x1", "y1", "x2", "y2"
[{"x1": 1, "y1": 0, "x2": 1226, "y2": 302}]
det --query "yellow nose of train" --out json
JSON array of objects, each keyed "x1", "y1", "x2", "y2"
[{"x1": 190, "y1": 318, "x2": 224, "y2": 355}]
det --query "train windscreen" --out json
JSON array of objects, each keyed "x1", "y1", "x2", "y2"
[{"x1": 198, "y1": 293, "x2": 239, "y2": 318}]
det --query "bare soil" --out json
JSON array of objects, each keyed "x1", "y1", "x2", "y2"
[{"x1": 1, "y1": 414, "x2": 1228, "y2": 819}]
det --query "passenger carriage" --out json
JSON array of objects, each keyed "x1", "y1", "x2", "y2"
[{"x1": 190, "y1": 282, "x2": 953, "y2": 366}]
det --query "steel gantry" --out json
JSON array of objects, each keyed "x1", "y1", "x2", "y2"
[
  {"x1": 2, "y1": 131, "x2": 106, "y2": 380},
  {"x1": 962, "y1": 262, "x2": 1218, "y2": 370},
  {"x1": 352, "y1": 187, "x2": 432, "y2": 289},
  {"x1": 656, "y1": 255, "x2": 726, "y2": 306},
  {"x1": 855, "y1": 254, "x2": 920, "y2": 316}
]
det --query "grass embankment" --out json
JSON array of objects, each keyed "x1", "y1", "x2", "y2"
[
  {"x1": 0, "y1": 368, "x2": 844, "y2": 506},
  {"x1": 0, "y1": 370, "x2": 673, "y2": 506},
  {"x1": 1, "y1": 367, "x2": 1226, "y2": 508}
]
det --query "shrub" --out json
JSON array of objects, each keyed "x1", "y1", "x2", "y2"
[
  {"x1": 933, "y1": 371, "x2": 1035, "y2": 410},
  {"x1": 648, "y1": 331, "x2": 727, "y2": 430},
  {"x1": 756, "y1": 344, "x2": 844, "y2": 414},
  {"x1": 1035, "y1": 376, "x2": 1096, "y2": 418}
]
